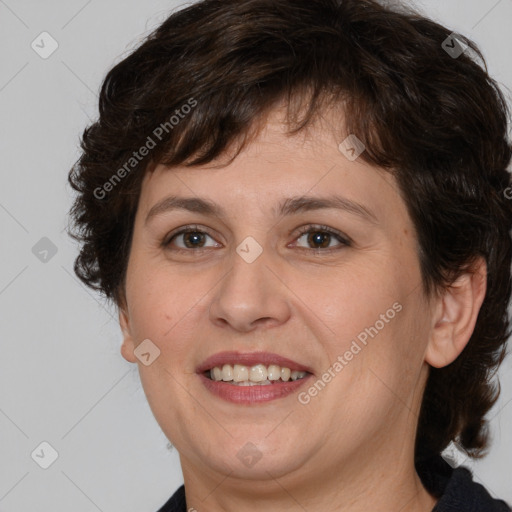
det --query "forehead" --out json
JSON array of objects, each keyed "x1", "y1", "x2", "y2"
[{"x1": 138, "y1": 108, "x2": 409, "y2": 230}]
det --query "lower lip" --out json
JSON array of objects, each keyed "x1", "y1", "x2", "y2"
[{"x1": 198, "y1": 373, "x2": 312, "y2": 404}]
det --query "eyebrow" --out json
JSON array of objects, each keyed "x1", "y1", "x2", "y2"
[{"x1": 145, "y1": 194, "x2": 378, "y2": 224}]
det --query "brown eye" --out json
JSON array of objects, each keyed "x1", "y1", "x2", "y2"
[
  {"x1": 306, "y1": 231, "x2": 333, "y2": 249},
  {"x1": 294, "y1": 225, "x2": 350, "y2": 251},
  {"x1": 181, "y1": 231, "x2": 208, "y2": 248},
  {"x1": 164, "y1": 227, "x2": 220, "y2": 250}
]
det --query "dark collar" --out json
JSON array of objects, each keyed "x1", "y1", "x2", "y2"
[
  {"x1": 416, "y1": 454, "x2": 510, "y2": 511},
  {"x1": 157, "y1": 455, "x2": 511, "y2": 511}
]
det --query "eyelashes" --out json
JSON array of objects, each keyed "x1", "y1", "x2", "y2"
[
  {"x1": 163, "y1": 225, "x2": 220, "y2": 251},
  {"x1": 162, "y1": 224, "x2": 351, "y2": 253},
  {"x1": 292, "y1": 224, "x2": 351, "y2": 251}
]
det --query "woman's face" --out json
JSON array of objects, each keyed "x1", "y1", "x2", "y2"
[{"x1": 120, "y1": 109, "x2": 434, "y2": 487}]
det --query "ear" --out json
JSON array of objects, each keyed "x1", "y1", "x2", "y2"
[
  {"x1": 425, "y1": 258, "x2": 487, "y2": 368},
  {"x1": 119, "y1": 307, "x2": 137, "y2": 363}
]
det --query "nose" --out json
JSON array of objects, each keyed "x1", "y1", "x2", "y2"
[{"x1": 208, "y1": 248, "x2": 292, "y2": 333}]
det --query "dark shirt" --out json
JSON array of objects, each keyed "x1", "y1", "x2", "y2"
[{"x1": 157, "y1": 455, "x2": 511, "y2": 511}]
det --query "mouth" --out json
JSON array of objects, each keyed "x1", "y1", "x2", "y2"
[{"x1": 196, "y1": 351, "x2": 314, "y2": 404}]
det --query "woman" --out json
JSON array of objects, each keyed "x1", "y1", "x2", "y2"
[{"x1": 68, "y1": 0, "x2": 512, "y2": 510}]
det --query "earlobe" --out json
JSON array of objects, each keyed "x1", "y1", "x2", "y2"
[
  {"x1": 425, "y1": 258, "x2": 487, "y2": 369},
  {"x1": 119, "y1": 308, "x2": 137, "y2": 363}
]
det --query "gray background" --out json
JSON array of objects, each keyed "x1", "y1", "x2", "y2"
[{"x1": 0, "y1": 1, "x2": 511, "y2": 510}]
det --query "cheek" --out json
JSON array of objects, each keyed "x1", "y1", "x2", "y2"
[
  {"x1": 307, "y1": 259, "x2": 424, "y2": 388},
  {"x1": 125, "y1": 260, "x2": 216, "y2": 383},
  {"x1": 348, "y1": 294, "x2": 430, "y2": 416},
  {"x1": 293, "y1": 260, "x2": 403, "y2": 340},
  {"x1": 126, "y1": 261, "x2": 196, "y2": 338}
]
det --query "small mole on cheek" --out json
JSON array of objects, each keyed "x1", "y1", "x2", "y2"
[{"x1": 399, "y1": 228, "x2": 409, "y2": 247}]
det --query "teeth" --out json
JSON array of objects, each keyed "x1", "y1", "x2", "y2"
[
  {"x1": 231, "y1": 379, "x2": 272, "y2": 387},
  {"x1": 212, "y1": 367, "x2": 222, "y2": 381},
  {"x1": 267, "y1": 364, "x2": 281, "y2": 380},
  {"x1": 221, "y1": 364, "x2": 233, "y2": 381},
  {"x1": 249, "y1": 364, "x2": 267, "y2": 382},
  {"x1": 208, "y1": 363, "x2": 307, "y2": 384},
  {"x1": 233, "y1": 364, "x2": 249, "y2": 382}
]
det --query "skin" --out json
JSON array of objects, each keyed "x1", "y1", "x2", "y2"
[{"x1": 119, "y1": 107, "x2": 486, "y2": 512}]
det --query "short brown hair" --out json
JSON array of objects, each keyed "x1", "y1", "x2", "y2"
[{"x1": 68, "y1": 0, "x2": 512, "y2": 462}]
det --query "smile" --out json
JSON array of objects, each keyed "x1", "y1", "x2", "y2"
[{"x1": 197, "y1": 351, "x2": 314, "y2": 404}]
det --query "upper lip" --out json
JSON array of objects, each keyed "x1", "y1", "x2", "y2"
[{"x1": 196, "y1": 351, "x2": 314, "y2": 374}]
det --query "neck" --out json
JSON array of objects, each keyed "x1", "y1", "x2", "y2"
[{"x1": 179, "y1": 446, "x2": 438, "y2": 512}]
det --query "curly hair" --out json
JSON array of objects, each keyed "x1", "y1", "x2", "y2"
[{"x1": 68, "y1": 0, "x2": 512, "y2": 462}]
